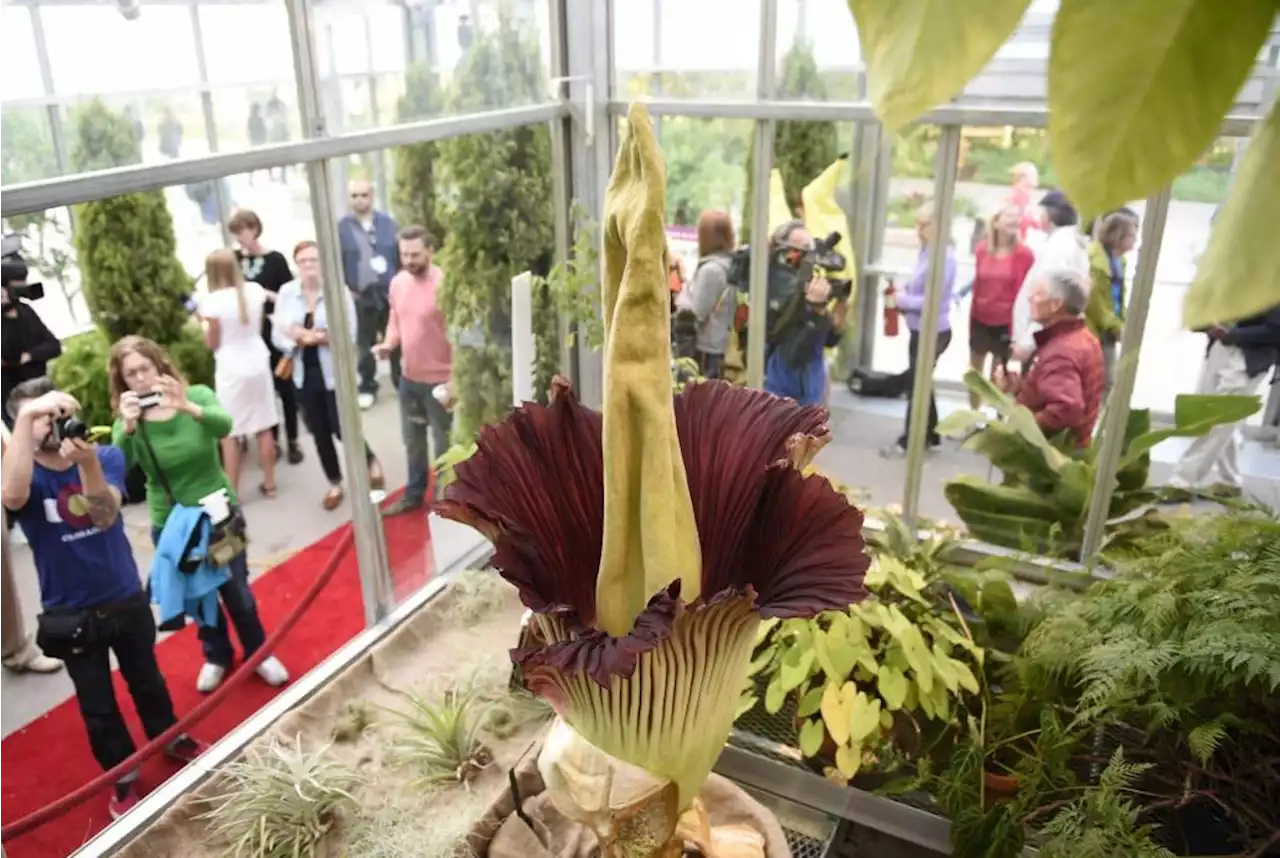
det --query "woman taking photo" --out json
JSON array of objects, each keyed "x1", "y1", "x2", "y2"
[
  {"x1": 200, "y1": 248, "x2": 278, "y2": 496},
  {"x1": 273, "y1": 241, "x2": 384, "y2": 511},
  {"x1": 962, "y1": 204, "x2": 1035, "y2": 408},
  {"x1": 109, "y1": 336, "x2": 288, "y2": 694}
]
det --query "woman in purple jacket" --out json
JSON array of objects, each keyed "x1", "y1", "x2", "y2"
[{"x1": 882, "y1": 207, "x2": 957, "y2": 458}]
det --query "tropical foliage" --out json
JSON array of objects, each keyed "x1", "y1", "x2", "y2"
[
  {"x1": 843, "y1": 0, "x2": 1280, "y2": 327},
  {"x1": 938, "y1": 370, "x2": 1259, "y2": 556}
]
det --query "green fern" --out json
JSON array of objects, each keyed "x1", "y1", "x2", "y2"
[{"x1": 1038, "y1": 750, "x2": 1174, "y2": 858}]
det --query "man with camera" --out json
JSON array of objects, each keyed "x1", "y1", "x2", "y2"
[
  {"x1": 2, "y1": 378, "x2": 205, "y2": 819},
  {"x1": 2, "y1": 235, "x2": 62, "y2": 430},
  {"x1": 761, "y1": 220, "x2": 850, "y2": 406}
]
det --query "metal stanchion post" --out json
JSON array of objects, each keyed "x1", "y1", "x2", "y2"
[
  {"x1": 1077, "y1": 187, "x2": 1172, "y2": 563},
  {"x1": 284, "y1": 0, "x2": 395, "y2": 626},
  {"x1": 745, "y1": 0, "x2": 779, "y2": 391},
  {"x1": 900, "y1": 124, "x2": 961, "y2": 526}
]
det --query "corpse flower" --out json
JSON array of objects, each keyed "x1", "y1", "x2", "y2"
[{"x1": 435, "y1": 103, "x2": 870, "y2": 855}]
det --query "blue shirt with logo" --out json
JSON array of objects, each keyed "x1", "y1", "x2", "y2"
[{"x1": 10, "y1": 446, "x2": 142, "y2": 610}]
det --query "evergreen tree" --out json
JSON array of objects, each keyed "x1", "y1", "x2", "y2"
[
  {"x1": 391, "y1": 63, "x2": 447, "y2": 244},
  {"x1": 435, "y1": 12, "x2": 554, "y2": 442},
  {"x1": 70, "y1": 99, "x2": 191, "y2": 344},
  {"x1": 742, "y1": 42, "x2": 839, "y2": 243}
]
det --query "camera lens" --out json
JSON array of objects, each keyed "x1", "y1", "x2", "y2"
[{"x1": 55, "y1": 416, "x2": 88, "y2": 441}]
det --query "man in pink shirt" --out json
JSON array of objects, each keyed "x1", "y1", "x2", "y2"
[{"x1": 373, "y1": 226, "x2": 452, "y2": 516}]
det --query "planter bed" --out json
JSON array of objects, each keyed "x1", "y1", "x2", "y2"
[{"x1": 111, "y1": 572, "x2": 546, "y2": 858}]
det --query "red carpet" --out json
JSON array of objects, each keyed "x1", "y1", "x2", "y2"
[{"x1": 1, "y1": 498, "x2": 433, "y2": 858}]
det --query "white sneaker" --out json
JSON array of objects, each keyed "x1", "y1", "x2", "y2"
[
  {"x1": 255, "y1": 656, "x2": 289, "y2": 687},
  {"x1": 196, "y1": 662, "x2": 227, "y2": 693},
  {"x1": 357, "y1": 393, "x2": 375, "y2": 410}
]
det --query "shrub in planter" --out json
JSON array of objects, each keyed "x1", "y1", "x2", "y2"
[
  {"x1": 70, "y1": 99, "x2": 192, "y2": 345},
  {"x1": 435, "y1": 12, "x2": 554, "y2": 443},
  {"x1": 390, "y1": 63, "x2": 447, "y2": 245},
  {"x1": 741, "y1": 42, "x2": 838, "y2": 243}
]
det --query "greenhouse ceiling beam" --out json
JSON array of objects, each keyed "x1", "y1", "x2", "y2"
[
  {"x1": 609, "y1": 99, "x2": 1264, "y2": 137},
  {"x1": 70, "y1": 538, "x2": 494, "y2": 858},
  {"x1": 0, "y1": 102, "x2": 565, "y2": 217}
]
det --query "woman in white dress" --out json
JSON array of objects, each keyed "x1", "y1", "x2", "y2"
[{"x1": 201, "y1": 248, "x2": 279, "y2": 496}]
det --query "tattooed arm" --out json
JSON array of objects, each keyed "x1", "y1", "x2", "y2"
[{"x1": 66, "y1": 441, "x2": 122, "y2": 530}]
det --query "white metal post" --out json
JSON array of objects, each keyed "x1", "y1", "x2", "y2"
[
  {"x1": 900, "y1": 124, "x2": 962, "y2": 526},
  {"x1": 511, "y1": 271, "x2": 535, "y2": 405},
  {"x1": 188, "y1": 1, "x2": 231, "y2": 247},
  {"x1": 284, "y1": 0, "x2": 395, "y2": 626},
  {"x1": 1077, "y1": 187, "x2": 1172, "y2": 562},
  {"x1": 744, "y1": 0, "x2": 779, "y2": 390}
]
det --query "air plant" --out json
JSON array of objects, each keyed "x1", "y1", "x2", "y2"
[
  {"x1": 331, "y1": 699, "x2": 374, "y2": 744},
  {"x1": 435, "y1": 103, "x2": 870, "y2": 857},
  {"x1": 198, "y1": 735, "x2": 361, "y2": 858},
  {"x1": 384, "y1": 684, "x2": 494, "y2": 788}
]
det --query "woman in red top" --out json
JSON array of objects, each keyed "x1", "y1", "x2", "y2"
[{"x1": 965, "y1": 204, "x2": 1035, "y2": 408}]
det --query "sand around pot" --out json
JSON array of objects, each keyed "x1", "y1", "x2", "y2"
[
  {"x1": 116, "y1": 571, "x2": 549, "y2": 858},
  {"x1": 469, "y1": 743, "x2": 792, "y2": 858}
]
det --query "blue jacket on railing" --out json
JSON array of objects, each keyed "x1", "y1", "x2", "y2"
[{"x1": 150, "y1": 503, "x2": 230, "y2": 629}]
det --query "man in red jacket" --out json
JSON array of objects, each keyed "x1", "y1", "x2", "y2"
[{"x1": 994, "y1": 268, "x2": 1104, "y2": 448}]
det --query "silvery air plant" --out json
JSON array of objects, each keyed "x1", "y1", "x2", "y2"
[{"x1": 436, "y1": 104, "x2": 870, "y2": 857}]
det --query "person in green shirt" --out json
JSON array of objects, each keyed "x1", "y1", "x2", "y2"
[
  {"x1": 1085, "y1": 209, "x2": 1139, "y2": 393},
  {"x1": 109, "y1": 336, "x2": 288, "y2": 694}
]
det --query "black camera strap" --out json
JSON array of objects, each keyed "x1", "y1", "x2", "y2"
[{"x1": 136, "y1": 421, "x2": 176, "y2": 506}]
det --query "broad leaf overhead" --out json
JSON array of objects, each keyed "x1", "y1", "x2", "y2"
[
  {"x1": 1184, "y1": 100, "x2": 1280, "y2": 328},
  {"x1": 848, "y1": 0, "x2": 1031, "y2": 133},
  {"x1": 1048, "y1": 0, "x2": 1276, "y2": 217}
]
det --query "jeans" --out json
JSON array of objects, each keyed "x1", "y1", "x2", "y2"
[
  {"x1": 149, "y1": 529, "x2": 266, "y2": 668},
  {"x1": 355, "y1": 296, "x2": 400, "y2": 396},
  {"x1": 297, "y1": 372, "x2": 377, "y2": 485},
  {"x1": 60, "y1": 597, "x2": 178, "y2": 771},
  {"x1": 898, "y1": 328, "x2": 953, "y2": 447},
  {"x1": 399, "y1": 378, "x2": 453, "y2": 502}
]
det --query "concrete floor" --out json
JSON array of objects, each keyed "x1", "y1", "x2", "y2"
[{"x1": 4, "y1": 380, "x2": 1278, "y2": 739}]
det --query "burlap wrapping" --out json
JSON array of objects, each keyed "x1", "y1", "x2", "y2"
[{"x1": 467, "y1": 743, "x2": 791, "y2": 858}]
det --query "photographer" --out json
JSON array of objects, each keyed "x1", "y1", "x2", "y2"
[
  {"x1": 1, "y1": 378, "x2": 205, "y2": 819},
  {"x1": 762, "y1": 221, "x2": 849, "y2": 406},
  {"x1": 2, "y1": 235, "x2": 62, "y2": 428}
]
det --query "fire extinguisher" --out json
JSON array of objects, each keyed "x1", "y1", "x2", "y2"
[{"x1": 883, "y1": 281, "x2": 900, "y2": 338}]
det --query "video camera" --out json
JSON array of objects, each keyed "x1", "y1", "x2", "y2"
[
  {"x1": 727, "y1": 230, "x2": 852, "y2": 302},
  {"x1": 2, "y1": 234, "x2": 45, "y2": 302}
]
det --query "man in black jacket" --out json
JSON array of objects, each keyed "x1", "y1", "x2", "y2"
[
  {"x1": 1, "y1": 236, "x2": 61, "y2": 429},
  {"x1": 1171, "y1": 303, "x2": 1280, "y2": 494}
]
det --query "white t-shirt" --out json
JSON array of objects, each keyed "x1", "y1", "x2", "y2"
[
  {"x1": 200, "y1": 283, "x2": 270, "y2": 376},
  {"x1": 1011, "y1": 226, "x2": 1090, "y2": 353}
]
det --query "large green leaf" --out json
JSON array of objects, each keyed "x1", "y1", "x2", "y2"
[
  {"x1": 848, "y1": 0, "x2": 1031, "y2": 132},
  {"x1": 1122, "y1": 393, "x2": 1262, "y2": 467},
  {"x1": 1185, "y1": 99, "x2": 1280, "y2": 327},
  {"x1": 962, "y1": 370, "x2": 1067, "y2": 471},
  {"x1": 1048, "y1": 0, "x2": 1276, "y2": 216}
]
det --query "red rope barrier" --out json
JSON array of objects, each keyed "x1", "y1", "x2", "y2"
[{"x1": 1, "y1": 527, "x2": 357, "y2": 843}]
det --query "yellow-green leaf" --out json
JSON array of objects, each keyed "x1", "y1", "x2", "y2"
[
  {"x1": 880, "y1": 708, "x2": 895, "y2": 731},
  {"x1": 835, "y1": 743, "x2": 863, "y2": 779},
  {"x1": 797, "y1": 686, "x2": 824, "y2": 718},
  {"x1": 817, "y1": 627, "x2": 858, "y2": 680},
  {"x1": 953, "y1": 660, "x2": 981, "y2": 696},
  {"x1": 735, "y1": 694, "x2": 758, "y2": 720},
  {"x1": 821, "y1": 681, "x2": 856, "y2": 746},
  {"x1": 1048, "y1": 0, "x2": 1276, "y2": 216},
  {"x1": 877, "y1": 665, "x2": 909, "y2": 711},
  {"x1": 799, "y1": 718, "x2": 827, "y2": 758},
  {"x1": 765, "y1": 675, "x2": 787, "y2": 715},
  {"x1": 850, "y1": 692, "x2": 883, "y2": 742},
  {"x1": 780, "y1": 647, "x2": 816, "y2": 693},
  {"x1": 848, "y1": 0, "x2": 1032, "y2": 133},
  {"x1": 1184, "y1": 99, "x2": 1280, "y2": 328}
]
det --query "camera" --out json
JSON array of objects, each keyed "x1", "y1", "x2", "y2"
[
  {"x1": 2, "y1": 234, "x2": 45, "y2": 302},
  {"x1": 52, "y1": 416, "x2": 88, "y2": 443},
  {"x1": 727, "y1": 230, "x2": 851, "y2": 301},
  {"x1": 138, "y1": 392, "x2": 163, "y2": 410}
]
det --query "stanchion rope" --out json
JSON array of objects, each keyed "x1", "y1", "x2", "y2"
[{"x1": 1, "y1": 528, "x2": 357, "y2": 843}]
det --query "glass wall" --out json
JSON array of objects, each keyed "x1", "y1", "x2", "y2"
[{"x1": 613, "y1": 0, "x2": 762, "y2": 100}]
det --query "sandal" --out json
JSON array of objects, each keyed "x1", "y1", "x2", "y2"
[
  {"x1": 259, "y1": 483, "x2": 278, "y2": 499},
  {"x1": 322, "y1": 487, "x2": 344, "y2": 511}
]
